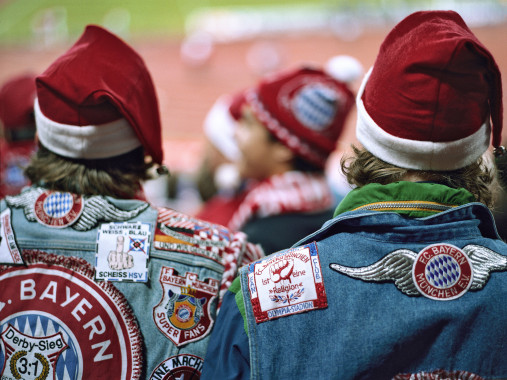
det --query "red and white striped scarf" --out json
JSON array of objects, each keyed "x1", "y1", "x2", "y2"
[{"x1": 228, "y1": 171, "x2": 334, "y2": 231}]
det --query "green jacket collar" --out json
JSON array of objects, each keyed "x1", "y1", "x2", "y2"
[{"x1": 335, "y1": 182, "x2": 477, "y2": 218}]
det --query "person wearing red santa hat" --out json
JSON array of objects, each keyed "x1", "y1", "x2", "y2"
[
  {"x1": 0, "y1": 25, "x2": 263, "y2": 379},
  {"x1": 0, "y1": 74, "x2": 38, "y2": 198},
  {"x1": 194, "y1": 90, "x2": 251, "y2": 225},
  {"x1": 224, "y1": 55, "x2": 363, "y2": 254},
  {"x1": 202, "y1": 10, "x2": 507, "y2": 380}
]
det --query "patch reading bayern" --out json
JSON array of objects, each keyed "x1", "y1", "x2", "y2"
[
  {"x1": 150, "y1": 354, "x2": 203, "y2": 380},
  {"x1": 248, "y1": 242, "x2": 327, "y2": 323},
  {"x1": 0, "y1": 251, "x2": 142, "y2": 379},
  {"x1": 153, "y1": 267, "x2": 219, "y2": 347},
  {"x1": 412, "y1": 243, "x2": 473, "y2": 300},
  {"x1": 328, "y1": 244, "x2": 507, "y2": 301},
  {"x1": 34, "y1": 191, "x2": 84, "y2": 228}
]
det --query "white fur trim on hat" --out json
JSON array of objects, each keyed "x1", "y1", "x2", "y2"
[
  {"x1": 35, "y1": 98, "x2": 142, "y2": 159},
  {"x1": 356, "y1": 68, "x2": 491, "y2": 171},
  {"x1": 203, "y1": 96, "x2": 241, "y2": 162}
]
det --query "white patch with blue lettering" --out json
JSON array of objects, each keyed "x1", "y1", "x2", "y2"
[{"x1": 96, "y1": 222, "x2": 152, "y2": 282}]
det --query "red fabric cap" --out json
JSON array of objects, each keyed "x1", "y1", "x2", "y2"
[
  {"x1": 247, "y1": 66, "x2": 355, "y2": 168},
  {"x1": 228, "y1": 90, "x2": 246, "y2": 121},
  {"x1": 358, "y1": 11, "x2": 502, "y2": 170},
  {"x1": 36, "y1": 25, "x2": 163, "y2": 163},
  {"x1": 0, "y1": 74, "x2": 36, "y2": 130}
]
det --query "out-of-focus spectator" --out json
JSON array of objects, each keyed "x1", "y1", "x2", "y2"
[
  {"x1": 194, "y1": 90, "x2": 251, "y2": 225},
  {"x1": 227, "y1": 55, "x2": 363, "y2": 253},
  {"x1": 196, "y1": 91, "x2": 244, "y2": 203},
  {"x1": 0, "y1": 74, "x2": 37, "y2": 198}
]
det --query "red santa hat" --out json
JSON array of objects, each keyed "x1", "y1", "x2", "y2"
[
  {"x1": 356, "y1": 10, "x2": 503, "y2": 171},
  {"x1": 34, "y1": 25, "x2": 163, "y2": 164},
  {"x1": 246, "y1": 55, "x2": 363, "y2": 168},
  {"x1": 0, "y1": 74, "x2": 36, "y2": 134}
]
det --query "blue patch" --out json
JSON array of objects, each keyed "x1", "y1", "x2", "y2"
[
  {"x1": 0, "y1": 314, "x2": 80, "y2": 379},
  {"x1": 43, "y1": 192, "x2": 74, "y2": 218}
]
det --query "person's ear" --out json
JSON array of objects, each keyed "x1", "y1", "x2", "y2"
[{"x1": 270, "y1": 141, "x2": 294, "y2": 164}]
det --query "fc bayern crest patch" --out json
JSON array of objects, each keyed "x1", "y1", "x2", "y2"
[
  {"x1": 412, "y1": 243, "x2": 473, "y2": 301},
  {"x1": 33, "y1": 191, "x2": 84, "y2": 228},
  {"x1": 0, "y1": 251, "x2": 142, "y2": 379},
  {"x1": 150, "y1": 354, "x2": 203, "y2": 379},
  {"x1": 247, "y1": 242, "x2": 327, "y2": 323},
  {"x1": 153, "y1": 267, "x2": 219, "y2": 347}
]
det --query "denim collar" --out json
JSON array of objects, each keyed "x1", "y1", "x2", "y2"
[{"x1": 334, "y1": 181, "x2": 477, "y2": 218}]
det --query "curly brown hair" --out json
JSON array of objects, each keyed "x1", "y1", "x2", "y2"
[
  {"x1": 25, "y1": 145, "x2": 154, "y2": 198},
  {"x1": 341, "y1": 145, "x2": 500, "y2": 208}
]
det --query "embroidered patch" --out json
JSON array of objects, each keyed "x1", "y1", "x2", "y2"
[
  {"x1": 153, "y1": 208, "x2": 230, "y2": 263},
  {"x1": 330, "y1": 244, "x2": 507, "y2": 300},
  {"x1": 0, "y1": 208, "x2": 23, "y2": 265},
  {"x1": 1, "y1": 325, "x2": 67, "y2": 379},
  {"x1": 393, "y1": 369, "x2": 484, "y2": 379},
  {"x1": 0, "y1": 250, "x2": 143, "y2": 379},
  {"x1": 96, "y1": 222, "x2": 152, "y2": 282},
  {"x1": 153, "y1": 267, "x2": 218, "y2": 347},
  {"x1": 149, "y1": 354, "x2": 203, "y2": 379},
  {"x1": 412, "y1": 244, "x2": 472, "y2": 300},
  {"x1": 34, "y1": 190, "x2": 84, "y2": 228},
  {"x1": 6, "y1": 187, "x2": 149, "y2": 231},
  {"x1": 248, "y1": 242, "x2": 327, "y2": 323}
]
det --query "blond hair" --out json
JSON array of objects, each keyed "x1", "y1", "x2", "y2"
[
  {"x1": 341, "y1": 146, "x2": 499, "y2": 208},
  {"x1": 25, "y1": 145, "x2": 153, "y2": 199}
]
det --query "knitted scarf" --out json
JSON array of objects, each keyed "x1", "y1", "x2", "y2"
[{"x1": 228, "y1": 171, "x2": 334, "y2": 231}]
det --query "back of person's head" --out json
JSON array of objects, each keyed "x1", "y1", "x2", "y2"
[
  {"x1": 26, "y1": 25, "x2": 164, "y2": 198},
  {"x1": 203, "y1": 91, "x2": 244, "y2": 165},
  {"x1": 197, "y1": 91, "x2": 245, "y2": 201},
  {"x1": 343, "y1": 10, "x2": 503, "y2": 207},
  {"x1": 244, "y1": 55, "x2": 363, "y2": 172},
  {"x1": 0, "y1": 74, "x2": 37, "y2": 143}
]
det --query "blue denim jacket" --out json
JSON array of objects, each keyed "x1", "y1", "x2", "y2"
[
  {"x1": 0, "y1": 186, "x2": 259, "y2": 379},
  {"x1": 202, "y1": 182, "x2": 507, "y2": 380}
]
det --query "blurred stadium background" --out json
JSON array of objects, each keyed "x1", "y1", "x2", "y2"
[{"x1": 1, "y1": 0, "x2": 506, "y2": 174}]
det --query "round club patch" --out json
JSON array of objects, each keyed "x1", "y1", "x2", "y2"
[
  {"x1": 149, "y1": 354, "x2": 203, "y2": 379},
  {"x1": 412, "y1": 243, "x2": 473, "y2": 300},
  {"x1": 34, "y1": 191, "x2": 84, "y2": 228},
  {"x1": 0, "y1": 250, "x2": 142, "y2": 379}
]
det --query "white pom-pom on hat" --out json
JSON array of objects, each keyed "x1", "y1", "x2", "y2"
[
  {"x1": 325, "y1": 55, "x2": 363, "y2": 83},
  {"x1": 214, "y1": 163, "x2": 241, "y2": 192}
]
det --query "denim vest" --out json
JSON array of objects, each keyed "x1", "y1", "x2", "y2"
[
  {"x1": 239, "y1": 202, "x2": 507, "y2": 379},
  {"x1": 0, "y1": 186, "x2": 254, "y2": 379}
]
